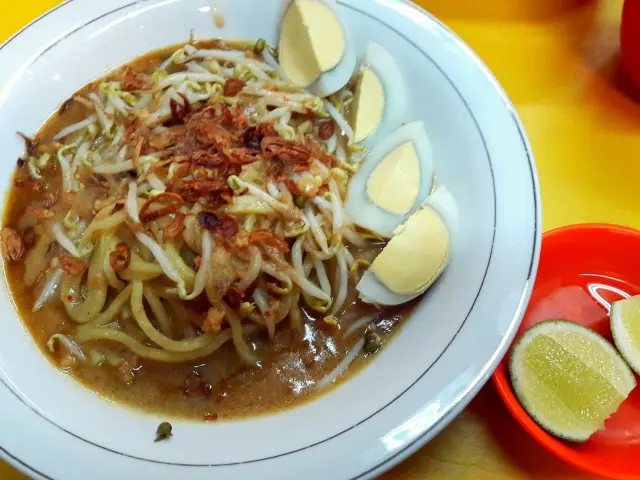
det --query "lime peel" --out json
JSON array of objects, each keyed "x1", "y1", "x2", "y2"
[{"x1": 611, "y1": 294, "x2": 640, "y2": 374}]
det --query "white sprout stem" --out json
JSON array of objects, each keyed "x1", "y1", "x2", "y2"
[
  {"x1": 57, "y1": 149, "x2": 78, "y2": 192},
  {"x1": 263, "y1": 107, "x2": 290, "y2": 122},
  {"x1": 159, "y1": 87, "x2": 179, "y2": 108},
  {"x1": 335, "y1": 143, "x2": 348, "y2": 164},
  {"x1": 135, "y1": 233, "x2": 182, "y2": 286},
  {"x1": 184, "y1": 48, "x2": 246, "y2": 63},
  {"x1": 289, "y1": 269, "x2": 332, "y2": 306},
  {"x1": 261, "y1": 49, "x2": 292, "y2": 83},
  {"x1": 292, "y1": 236, "x2": 306, "y2": 279},
  {"x1": 329, "y1": 180, "x2": 345, "y2": 231},
  {"x1": 315, "y1": 338, "x2": 365, "y2": 390},
  {"x1": 313, "y1": 159, "x2": 330, "y2": 180},
  {"x1": 111, "y1": 124, "x2": 126, "y2": 148},
  {"x1": 127, "y1": 182, "x2": 140, "y2": 223},
  {"x1": 136, "y1": 93, "x2": 153, "y2": 109},
  {"x1": 262, "y1": 263, "x2": 292, "y2": 287},
  {"x1": 252, "y1": 288, "x2": 270, "y2": 315},
  {"x1": 158, "y1": 72, "x2": 224, "y2": 90},
  {"x1": 279, "y1": 110, "x2": 292, "y2": 125},
  {"x1": 312, "y1": 197, "x2": 332, "y2": 211},
  {"x1": 144, "y1": 107, "x2": 172, "y2": 126},
  {"x1": 232, "y1": 178, "x2": 300, "y2": 220},
  {"x1": 266, "y1": 182, "x2": 280, "y2": 198},
  {"x1": 243, "y1": 86, "x2": 315, "y2": 102},
  {"x1": 182, "y1": 231, "x2": 212, "y2": 300},
  {"x1": 147, "y1": 173, "x2": 166, "y2": 192},
  {"x1": 313, "y1": 257, "x2": 332, "y2": 296},
  {"x1": 73, "y1": 141, "x2": 90, "y2": 167},
  {"x1": 33, "y1": 268, "x2": 63, "y2": 312},
  {"x1": 260, "y1": 97, "x2": 306, "y2": 114},
  {"x1": 237, "y1": 246, "x2": 262, "y2": 291},
  {"x1": 304, "y1": 205, "x2": 330, "y2": 253},
  {"x1": 115, "y1": 146, "x2": 128, "y2": 164},
  {"x1": 52, "y1": 223, "x2": 83, "y2": 258},
  {"x1": 92, "y1": 160, "x2": 134, "y2": 174},
  {"x1": 331, "y1": 249, "x2": 349, "y2": 316},
  {"x1": 325, "y1": 100, "x2": 355, "y2": 144},
  {"x1": 186, "y1": 61, "x2": 210, "y2": 73},
  {"x1": 344, "y1": 314, "x2": 377, "y2": 338},
  {"x1": 107, "y1": 93, "x2": 130, "y2": 116},
  {"x1": 53, "y1": 116, "x2": 97, "y2": 141},
  {"x1": 47, "y1": 334, "x2": 86, "y2": 361},
  {"x1": 88, "y1": 92, "x2": 113, "y2": 133},
  {"x1": 342, "y1": 227, "x2": 368, "y2": 247},
  {"x1": 326, "y1": 133, "x2": 338, "y2": 154},
  {"x1": 246, "y1": 64, "x2": 270, "y2": 81},
  {"x1": 341, "y1": 247, "x2": 355, "y2": 268}
]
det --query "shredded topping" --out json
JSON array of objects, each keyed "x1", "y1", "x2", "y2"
[
  {"x1": 109, "y1": 243, "x2": 131, "y2": 273},
  {"x1": 0, "y1": 228, "x2": 25, "y2": 262},
  {"x1": 60, "y1": 253, "x2": 88, "y2": 277}
]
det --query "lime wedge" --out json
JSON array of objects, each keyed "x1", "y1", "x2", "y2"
[
  {"x1": 611, "y1": 294, "x2": 640, "y2": 374},
  {"x1": 509, "y1": 320, "x2": 636, "y2": 442}
]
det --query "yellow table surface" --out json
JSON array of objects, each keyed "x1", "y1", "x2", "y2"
[{"x1": 1, "y1": 0, "x2": 634, "y2": 478}]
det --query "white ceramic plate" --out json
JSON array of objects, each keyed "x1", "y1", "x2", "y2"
[{"x1": 0, "y1": 1, "x2": 540, "y2": 479}]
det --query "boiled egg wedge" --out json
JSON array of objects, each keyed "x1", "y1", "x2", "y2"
[
  {"x1": 348, "y1": 42, "x2": 407, "y2": 146},
  {"x1": 279, "y1": 0, "x2": 357, "y2": 97},
  {"x1": 345, "y1": 121, "x2": 434, "y2": 239},
  {"x1": 356, "y1": 185, "x2": 458, "y2": 306}
]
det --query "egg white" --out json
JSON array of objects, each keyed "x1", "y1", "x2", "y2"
[
  {"x1": 307, "y1": 0, "x2": 357, "y2": 97},
  {"x1": 345, "y1": 121, "x2": 434, "y2": 239},
  {"x1": 351, "y1": 42, "x2": 408, "y2": 147}
]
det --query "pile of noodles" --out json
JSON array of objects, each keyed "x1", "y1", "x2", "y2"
[{"x1": 2, "y1": 40, "x2": 377, "y2": 377}]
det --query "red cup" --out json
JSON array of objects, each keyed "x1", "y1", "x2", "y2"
[
  {"x1": 622, "y1": 0, "x2": 640, "y2": 89},
  {"x1": 493, "y1": 224, "x2": 640, "y2": 480}
]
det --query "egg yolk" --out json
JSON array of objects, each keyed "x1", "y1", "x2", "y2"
[
  {"x1": 366, "y1": 141, "x2": 420, "y2": 215},
  {"x1": 279, "y1": 0, "x2": 345, "y2": 87},
  {"x1": 350, "y1": 66, "x2": 385, "y2": 143},
  {"x1": 371, "y1": 207, "x2": 450, "y2": 295}
]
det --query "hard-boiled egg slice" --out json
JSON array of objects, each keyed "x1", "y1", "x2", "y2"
[
  {"x1": 356, "y1": 184, "x2": 458, "y2": 306},
  {"x1": 422, "y1": 183, "x2": 458, "y2": 237},
  {"x1": 279, "y1": 0, "x2": 356, "y2": 97},
  {"x1": 349, "y1": 42, "x2": 407, "y2": 146},
  {"x1": 345, "y1": 121, "x2": 434, "y2": 238}
]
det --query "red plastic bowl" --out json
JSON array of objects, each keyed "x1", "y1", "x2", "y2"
[{"x1": 493, "y1": 224, "x2": 640, "y2": 480}]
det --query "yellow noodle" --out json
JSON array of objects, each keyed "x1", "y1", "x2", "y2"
[
  {"x1": 142, "y1": 284, "x2": 173, "y2": 337},
  {"x1": 79, "y1": 210, "x2": 127, "y2": 247},
  {"x1": 167, "y1": 298, "x2": 189, "y2": 323},
  {"x1": 102, "y1": 235, "x2": 126, "y2": 290},
  {"x1": 164, "y1": 242, "x2": 196, "y2": 288},
  {"x1": 23, "y1": 226, "x2": 54, "y2": 286},
  {"x1": 83, "y1": 284, "x2": 133, "y2": 328},
  {"x1": 289, "y1": 287, "x2": 303, "y2": 331},
  {"x1": 119, "y1": 254, "x2": 164, "y2": 281},
  {"x1": 74, "y1": 327, "x2": 232, "y2": 363},
  {"x1": 182, "y1": 205, "x2": 202, "y2": 253},
  {"x1": 61, "y1": 238, "x2": 108, "y2": 324},
  {"x1": 131, "y1": 281, "x2": 214, "y2": 352},
  {"x1": 151, "y1": 285, "x2": 179, "y2": 299},
  {"x1": 218, "y1": 300, "x2": 261, "y2": 366}
]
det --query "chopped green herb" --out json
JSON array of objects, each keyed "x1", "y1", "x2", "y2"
[
  {"x1": 155, "y1": 422, "x2": 173, "y2": 442},
  {"x1": 363, "y1": 330, "x2": 382, "y2": 354},
  {"x1": 254, "y1": 38, "x2": 267, "y2": 55}
]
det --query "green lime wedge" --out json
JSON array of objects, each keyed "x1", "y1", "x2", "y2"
[
  {"x1": 611, "y1": 294, "x2": 640, "y2": 374},
  {"x1": 509, "y1": 320, "x2": 636, "y2": 442}
]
